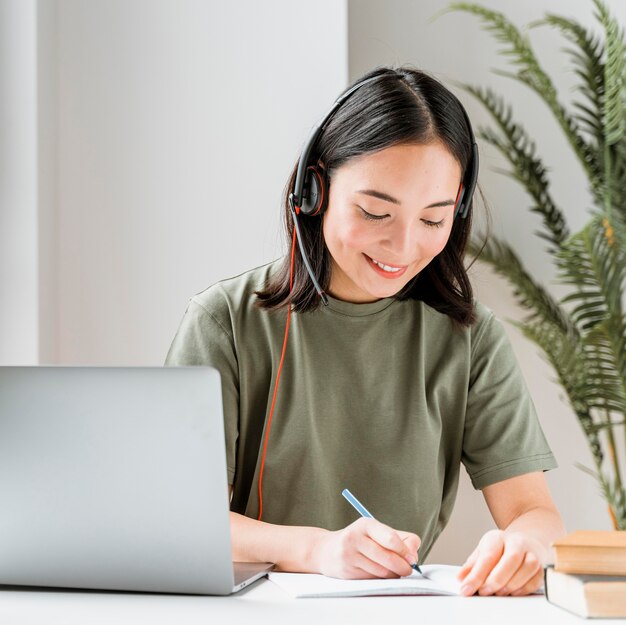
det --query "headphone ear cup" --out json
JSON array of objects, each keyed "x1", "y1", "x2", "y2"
[{"x1": 299, "y1": 166, "x2": 328, "y2": 216}]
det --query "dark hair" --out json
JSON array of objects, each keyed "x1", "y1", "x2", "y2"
[{"x1": 256, "y1": 65, "x2": 478, "y2": 326}]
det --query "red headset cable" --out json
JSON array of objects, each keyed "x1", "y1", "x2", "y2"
[{"x1": 257, "y1": 210, "x2": 299, "y2": 521}]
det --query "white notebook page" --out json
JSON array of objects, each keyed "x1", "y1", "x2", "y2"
[{"x1": 269, "y1": 564, "x2": 463, "y2": 598}]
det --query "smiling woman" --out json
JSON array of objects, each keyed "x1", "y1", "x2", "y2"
[
  {"x1": 322, "y1": 142, "x2": 461, "y2": 303},
  {"x1": 256, "y1": 67, "x2": 477, "y2": 324},
  {"x1": 166, "y1": 66, "x2": 565, "y2": 596}
]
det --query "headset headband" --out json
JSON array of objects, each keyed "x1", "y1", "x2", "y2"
[
  {"x1": 290, "y1": 76, "x2": 382, "y2": 210},
  {"x1": 289, "y1": 73, "x2": 479, "y2": 219}
]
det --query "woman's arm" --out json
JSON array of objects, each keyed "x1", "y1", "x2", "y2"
[
  {"x1": 228, "y1": 486, "x2": 421, "y2": 578},
  {"x1": 229, "y1": 510, "x2": 326, "y2": 572},
  {"x1": 457, "y1": 472, "x2": 566, "y2": 596}
]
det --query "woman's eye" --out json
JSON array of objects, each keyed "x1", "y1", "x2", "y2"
[
  {"x1": 359, "y1": 207, "x2": 388, "y2": 221},
  {"x1": 422, "y1": 219, "x2": 445, "y2": 229}
]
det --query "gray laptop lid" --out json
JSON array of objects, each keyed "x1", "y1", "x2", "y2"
[{"x1": 0, "y1": 366, "x2": 237, "y2": 594}]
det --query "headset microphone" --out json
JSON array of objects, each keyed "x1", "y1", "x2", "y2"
[{"x1": 288, "y1": 197, "x2": 329, "y2": 306}]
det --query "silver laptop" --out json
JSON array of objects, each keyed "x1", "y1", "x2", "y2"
[{"x1": 0, "y1": 366, "x2": 273, "y2": 594}]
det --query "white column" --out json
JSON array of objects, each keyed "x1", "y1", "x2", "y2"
[
  {"x1": 0, "y1": 0, "x2": 39, "y2": 364},
  {"x1": 37, "y1": 0, "x2": 59, "y2": 364}
]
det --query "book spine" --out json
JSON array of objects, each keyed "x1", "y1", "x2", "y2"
[{"x1": 543, "y1": 566, "x2": 551, "y2": 603}]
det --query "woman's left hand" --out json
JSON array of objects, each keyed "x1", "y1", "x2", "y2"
[{"x1": 457, "y1": 529, "x2": 548, "y2": 596}]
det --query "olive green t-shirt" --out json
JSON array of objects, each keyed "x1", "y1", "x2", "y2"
[{"x1": 165, "y1": 260, "x2": 556, "y2": 560}]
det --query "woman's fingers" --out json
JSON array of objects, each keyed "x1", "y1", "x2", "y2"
[
  {"x1": 497, "y1": 551, "x2": 543, "y2": 595},
  {"x1": 358, "y1": 534, "x2": 413, "y2": 577},
  {"x1": 458, "y1": 530, "x2": 504, "y2": 595},
  {"x1": 315, "y1": 518, "x2": 422, "y2": 580},
  {"x1": 457, "y1": 545, "x2": 480, "y2": 581},
  {"x1": 479, "y1": 533, "x2": 527, "y2": 595},
  {"x1": 398, "y1": 530, "x2": 422, "y2": 565},
  {"x1": 359, "y1": 519, "x2": 420, "y2": 576},
  {"x1": 460, "y1": 530, "x2": 548, "y2": 596},
  {"x1": 349, "y1": 549, "x2": 406, "y2": 579},
  {"x1": 362, "y1": 519, "x2": 419, "y2": 558},
  {"x1": 510, "y1": 568, "x2": 544, "y2": 596}
]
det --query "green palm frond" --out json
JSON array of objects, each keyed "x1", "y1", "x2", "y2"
[
  {"x1": 594, "y1": 0, "x2": 626, "y2": 219},
  {"x1": 448, "y1": 3, "x2": 601, "y2": 184},
  {"x1": 519, "y1": 320, "x2": 604, "y2": 464},
  {"x1": 558, "y1": 213, "x2": 626, "y2": 330},
  {"x1": 603, "y1": 478, "x2": 626, "y2": 530},
  {"x1": 583, "y1": 320, "x2": 626, "y2": 414},
  {"x1": 556, "y1": 213, "x2": 626, "y2": 414},
  {"x1": 529, "y1": 14, "x2": 605, "y2": 149},
  {"x1": 470, "y1": 236, "x2": 626, "y2": 413},
  {"x1": 464, "y1": 85, "x2": 569, "y2": 249},
  {"x1": 521, "y1": 316, "x2": 626, "y2": 416},
  {"x1": 470, "y1": 238, "x2": 571, "y2": 333},
  {"x1": 613, "y1": 139, "x2": 626, "y2": 218},
  {"x1": 577, "y1": 464, "x2": 626, "y2": 530},
  {"x1": 447, "y1": 1, "x2": 626, "y2": 528},
  {"x1": 594, "y1": 0, "x2": 626, "y2": 146}
]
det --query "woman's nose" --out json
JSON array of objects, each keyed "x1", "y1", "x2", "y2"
[{"x1": 380, "y1": 222, "x2": 420, "y2": 259}]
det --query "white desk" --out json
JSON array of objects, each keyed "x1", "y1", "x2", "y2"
[{"x1": 0, "y1": 578, "x2": 621, "y2": 625}]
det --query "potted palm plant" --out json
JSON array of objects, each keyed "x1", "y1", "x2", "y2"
[{"x1": 445, "y1": 1, "x2": 626, "y2": 529}]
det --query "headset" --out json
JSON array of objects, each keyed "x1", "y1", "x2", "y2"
[
  {"x1": 287, "y1": 73, "x2": 479, "y2": 307},
  {"x1": 257, "y1": 73, "x2": 479, "y2": 521}
]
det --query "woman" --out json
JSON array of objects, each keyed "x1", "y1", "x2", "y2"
[{"x1": 166, "y1": 66, "x2": 565, "y2": 596}]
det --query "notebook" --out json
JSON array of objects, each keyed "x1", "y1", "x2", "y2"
[
  {"x1": 269, "y1": 564, "x2": 463, "y2": 597},
  {"x1": 0, "y1": 365, "x2": 273, "y2": 595}
]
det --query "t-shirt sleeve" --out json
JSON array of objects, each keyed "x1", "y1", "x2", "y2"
[
  {"x1": 164, "y1": 295, "x2": 239, "y2": 485},
  {"x1": 462, "y1": 311, "x2": 557, "y2": 490}
]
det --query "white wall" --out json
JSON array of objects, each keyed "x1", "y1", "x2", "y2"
[
  {"x1": 348, "y1": 0, "x2": 625, "y2": 563},
  {"x1": 54, "y1": 0, "x2": 347, "y2": 365},
  {"x1": 0, "y1": 0, "x2": 39, "y2": 364},
  {"x1": 1, "y1": 0, "x2": 348, "y2": 366}
]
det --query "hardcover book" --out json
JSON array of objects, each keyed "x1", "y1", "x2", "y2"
[
  {"x1": 545, "y1": 565, "x2": 626, "y2": 618},
  {"x1": 552, "y1": 530, "x2": 626, "y2": 576}
]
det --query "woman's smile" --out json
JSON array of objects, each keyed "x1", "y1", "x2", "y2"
[{"x1": 364, "y1": 254, "x2": 408, "y2": 278}]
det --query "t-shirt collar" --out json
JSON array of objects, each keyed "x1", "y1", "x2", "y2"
[{"x1": 324, "y1": 293, "x2": 396, "y2": 317}]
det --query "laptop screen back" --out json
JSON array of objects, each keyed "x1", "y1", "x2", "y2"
[{"x1": 0, "y1": 366, "x2": 234, "y2": 594}]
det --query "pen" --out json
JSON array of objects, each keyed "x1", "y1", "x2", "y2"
[{"x1": 341, "y1": 488, "x2": 423, "y2": 575}]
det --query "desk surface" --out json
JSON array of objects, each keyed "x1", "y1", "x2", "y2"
[{"x1": 0, "y1": 577, "x2": 621, "y2": 624}]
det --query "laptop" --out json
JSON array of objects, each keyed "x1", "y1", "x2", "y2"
[{"x1": 0, "y1": 366, "x2": 273, "y2": 594}]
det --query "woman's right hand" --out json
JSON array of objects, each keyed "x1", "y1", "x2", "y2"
[{"x1": 312, "y1": 517, "x2": 421, "y2": 579}]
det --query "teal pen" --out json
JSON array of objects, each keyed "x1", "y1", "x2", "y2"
[{"x1": 341, "y1": 488, "x2": 423, "y2": 575}]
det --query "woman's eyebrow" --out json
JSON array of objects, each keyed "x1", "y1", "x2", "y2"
[
  {"x1": 356, "y1": 189, "x2": 456, "y2": 209},
  {"x1": 425, "y1": 199, "x2": 456, "y2": 208},
  {"x1": 356, "y1": 189, "x2": 401, "y2": 204}
]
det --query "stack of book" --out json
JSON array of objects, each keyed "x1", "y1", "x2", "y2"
[{"x1": 545, "y1": 530, "x2": 626, "y2": 618}]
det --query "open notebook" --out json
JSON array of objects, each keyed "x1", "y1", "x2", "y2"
[{"x1": 269, "y1": 564, "x2": 463, "y2": 598}]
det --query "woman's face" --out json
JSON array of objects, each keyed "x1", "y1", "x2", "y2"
[{"x1": 322, "y1": 141, "x2": 462, "y2": 303}]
